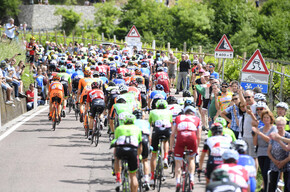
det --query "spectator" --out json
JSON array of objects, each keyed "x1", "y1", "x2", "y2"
[
  {"x1": 26, "y1": 84, "x2": 35, "y2": 111},
  {"x1": 15, "y1": 60, "x2": 25, "y2": 79},
  {"x1": 2, "y1": 18, "x2": 17, "y2": 41},
  {"x1": 230, "y1": 80, "x2": 239, "y2": 94},
  {"x1": 26, "y1": 36, "x2": 38, "y2": 73},
  {"x1": 208, "y1": 83, "x2": 220, "y2": 127},
  {"x1": 221, "y1": 93, "x2": 241, "y2": 138},
  {"x1": 37, "y1": 85, "x2": 46, "y2": 105},
  {"x1": 175, "y1": 54, "x2": 190, "y2": 94},
  {"x1": 252, "y1": 110, "x2": 277, "y2": 192},
  {"x1": 84, "y1": 0, "x2": 90, "y2": 5},
  {"x1": 33, "y1": 68, "x2": 46, "y2": 92},
  {"x1": 0, "y1": 61, "x2": 14, "y2": 105},
  {"x1": 38, "y1": 0, "x2": 43, "y2": 4},
  {"x1": 215, "y1": 81, "x2": 233, "y2": 115},
  {"x1": 268, "y1": 117, "x2": 290, "y2": 192},
  {"x1": 208, "y1": 63, "x2": 219, "y2": 79},
  {"x1": 165, "y1": 51, "x2": 177, "y2": 88},
  {"x1": 6, "y1": 58, "x2": 25, "y2": 98},
  {"x1": 276, "y1": 102, "x2": 289, "y2": 133}
]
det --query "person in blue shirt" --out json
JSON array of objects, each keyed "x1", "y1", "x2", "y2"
[
  {"x1": 33, "y1": 68, "x2": 45, "y2": 92},
  {"x1": 113, "y1": 74, "x2": 126, "y2": 85},
  {"x1": 148, "y1": 84, "x2": 167, "y2": 109},
  {"x1": 234, "y1": 139, "x2": 256, "y2": 192},
  {"x1": 66, "y1": 63, "x2": 75, "y2": 75},
  {"x1": 133, "y1": 109, "x2": 151, "y2": 190},
  {"x1": 99, "y1": 72, "x2": 108, "y2": 85},
  {"x1": 208, "y1": 63, "x2": 219, "y2": 79},
  {"x1": 71, "y1": 63, "x2": 84, "y2": 93},
  {"x1": 140, "y1": 62, "x2": 151, "y2": 92}
]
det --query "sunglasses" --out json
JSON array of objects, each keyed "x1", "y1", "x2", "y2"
[
  {"x1": 244, "y1": 96, "x2": 252, "y2": 99},
  {"x1": 222, "y1": 86, "x2": 228, "y2": 88},
  {"x1": 232, "y1": 98, "x2": 238, "y2": 101},
  {"x1": 257, "y1": 108, "x2": 264, "y2": 111},
  {"x1": 209, "y1": 66, "x2": 213, "y2": 68}
]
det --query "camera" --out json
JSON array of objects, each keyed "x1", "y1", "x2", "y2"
[{"x1": 22, "y1": 65, "x2": 26, "y2": 69}]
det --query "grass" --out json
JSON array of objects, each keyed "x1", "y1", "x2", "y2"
[{"x1": 0, "y1": 41, "x2": 33, "y2": 90}]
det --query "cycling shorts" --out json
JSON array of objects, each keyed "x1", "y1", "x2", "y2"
[
  {"x1": 206, "y1": 156, "x2": 223, "y2": 179},
  {"x1": 72, "y1": 79, "x2": 80, "y2": 91},
  {"x1": 141, "y1": 93, "x2": 147, "y2": 109},
  {"x1": 108, "y1": 94, "x2": 118, "y2": 111},
  {"x1": 174, "y1": 131, "x2": 197, "y2": 160},
  {"x1": 80, "y1": 89, "x2": 89, "y2": 104},
  {"x1": 89, "y1": 99, "x2": 105, "y2": 118},
  {"x1": 151, "y1": 126, "x2": 171, "y2": 153},
  {"x1": 115, "y1": 146, "x2": 138, "y2": 173},
  {"x1": 141, "y1": 134, "x2": 150, "y2": 159},
  {"x1": 157, "y1": 80, "x2": 169, "y2": 93},
  {"x1": 61, "y1": 81, "x2": 69, "y2": 97},
  {"x1": 50, "y1": 91, "x2": 63, "y2": 104}
]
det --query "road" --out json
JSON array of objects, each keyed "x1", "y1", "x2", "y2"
[{"x1": 0, "y1": 93, "x2": 207, "y2": 192}]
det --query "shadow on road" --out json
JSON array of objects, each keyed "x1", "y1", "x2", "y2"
[
  {"x1": 17, "y1": 129, "x2": 51, "y2": 132},
  {"x1": 65, "y1": 164, "x2": 110, "y2": 170},
  {"x1": 59, "y1": 178, "x2": 114, "y2": 185}
]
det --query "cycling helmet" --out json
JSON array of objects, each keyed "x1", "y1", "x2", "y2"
[
  {"x1": 125, "y1": 72, "x2": 131, "y2": 77},
  {"x1": 129, "y1": 80, "x2": 138, "y2": 87},
  {"x1": 91, "y1": 81, "x2": 102, "y2": 89},
  {"x1": 183, "y1": 90, "x2": 191, "y2": 97},
  {"x1": 114, "y1": 56, "x2": 119, "y2": 60},
  {"x1": 234, "y1": 139, "x2": 248, "y2": 154},
  {"x1": 141, "y1": 62, "x2": 148, "y2": 68},
  {"x1": 254, "y1": 93, "x2": 266, "y2": 102},
  {"x1": 157, "y1": 67, "x2": 164, "y2": 72},
  {"x1": 99, "y1": 72, "x2": 106, "y2": 77},
  {"x1": 167, "y1": 96, "x2": 177, "y2": 104},
  {"x1": 124, "y1": 113, "x2": 136, "y2": 124},
  {"x1": 210, "y1": 123, "x2": 223, "y2": 135},
  {"x1": 66, "y1": 63, "x2": 72, "y2": 69},
  {"x1": 276, "y1": 102, "x2": 289, "y2": 110},
  {"x1": 184, "y1": 106, "x2": 196, "y2": 114},
  {"x1": 155, "y1": 84, "x2": 164, "y2": 91},
  {"x1": 52, "y1": 75, "x2": 61, "y2": 81},
  {"x1": 108, "y1": 81, "x2": 116, "y2": 86},
  {"x1": 135, "y1": 77, "x2": 143, "y2": 84},
  {"x1": 117, "y1": 73, "x2": 123, "y2": 79},
  {"x1": 214, "y1": 117, "x2": 227, "y2": 128},
  {"x1": 93, "y1": 71, "x2": 99, "y2": 77},
  {"x1": 119, "y1": 85, "x2": 129, "y2": 93},
  {"x1": 121, "y1": 62, "x2": 126, "y2": 67},
  {"x1": 116, "y1": 95, "x2": 126, "y2": 103},
  {"x1": 60, "y1": 65, "x2": 67, "y2": 72},
  {"x1": 75, "y1": 62, "x2": 82, "y2": 69},
  {"x1": 184, "y1": 99, "x2": 195, "y2": 107},
  {"x1": 84, "y1": 69, "x2": 91, "y2": 77},
  {"x1": 177, "y1": 98, "x2": 184, "y2": 106},
  {"x1": 156, "y1": 100, "x2": 168, "y2": 109},
  {"x1": 135, "y1": 69, "x2": 142, "y2": 75},
  {"x1": 210, "y1": 169, "x2": 230, "y2": 182},
  {"x1": 222, "y1": 149, "x2": 239, "y2": 161},
  {"x1": 256, "y1": 101, "x2": 267, "y2": 109},
  {"x1": 133, "y1": 109, "x2": 143, "y2": 119}
]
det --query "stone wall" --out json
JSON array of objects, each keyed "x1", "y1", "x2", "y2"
[
  {"x1": 0, "y1": 87, "x2": 27, "y2": 126},
  {"x1": 18, "y1": 5, "x2": 96, "y2": 31}
]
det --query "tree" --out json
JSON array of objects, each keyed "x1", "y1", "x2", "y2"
[
  {"x1": 0, "y1": 0, "x2": 21, "y2": 21},
  {"x1": 54, "y1": 8, "x2": 82, "y2": 35}
]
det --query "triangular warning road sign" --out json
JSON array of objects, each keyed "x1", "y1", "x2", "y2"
[
  {"x1": 242, "y1": 49, "x2": 269, "y2": 75},
  {"x1": 215, "y1": 34, "x2": 234, "y2": 52},
  {"x1": 127, "y1": 25, "x2": 141, "y2": 38}
]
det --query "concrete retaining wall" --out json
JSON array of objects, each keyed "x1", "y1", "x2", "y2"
[
  {"x1": 0, "y1": 87, "x2": 27, "y2": 126},
  {"x1": 18, "y1": 5, "x2": 96, "y2": 31}
]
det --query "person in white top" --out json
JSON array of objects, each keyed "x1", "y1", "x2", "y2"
[{"x1": 3, "y1": 18, "x2": 17, "y2": 40}]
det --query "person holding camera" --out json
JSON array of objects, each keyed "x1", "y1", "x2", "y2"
[
  {"x1": 26, "y1": 36, "x2": 38, "y2": 73},
  {"x1": 2, "y1": 18, "x2": 17, "y2": 42}
]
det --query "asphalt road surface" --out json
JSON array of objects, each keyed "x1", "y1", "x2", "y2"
[{"x1": 0, "y1": 91, "x2": 207, "y2": 192}]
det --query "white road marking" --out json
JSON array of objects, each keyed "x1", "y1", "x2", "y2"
[{"x1": 0, "y1": 106, "x2": 49, "y2": 142}]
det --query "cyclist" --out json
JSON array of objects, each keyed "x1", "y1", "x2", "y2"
[
  {"x1": 77, "y1": 68, "x2": 94, "y2": 124},
  {"x1": 128, "y1": 80, "x2": 141, "y2": 102},
  {"x1": 120, "y1": 84, "x2": 140, "y2": 110},
  {"x1": 217, "y1": 149, "x2": 250, "y2": 192},
  {"x1": 66, "y1": 63, "x2": 75, "y2": 75},
  {"x1": 170, "y1": 106, "x2": 201, "y2": 191},
  {"x1": 199, "y1": 123, "x2": 232, "y2": 184},
  {"x1": 140, "y1": 61, "x2": 151, "y2": 92},
  {"x1": 71, "y1": 62, "x2": 84, "y2": 93},
  {"x1": 276, "y1": 102, "x2": 289, "y2": 132},
  {"x1": 167, "y1": 96, "x2": 183, "y2": 123},
  {"x1": 148, "y1": 84, "x2": 167, "y2": 110},
  {"x1": 58, "y1": 65, "x2": 72, "y2": 117},
  {"x1": 86, "y1": 81, "x2": 105, "y2": 140},
  {"x1": 48, "y1": 75, "x2": 64, "y2": 121},
  {"x1": 113, "y1": 73, "x2": 126, "y2": 86},
  {"x1": 117, "y1": 62, "x2": 129, "y2": 76},
  {"x1": 154, "y1": 67, "x2": 170, "y2": 94},
  {"x1": 111, "y1": 113, "x2": 142, "y2": 192},
  {"x1": 133, "y1": 109, "x2": 151, "y2": 190},
  {"x1": 109, "y1": 96, "x2": 133, "y2": 134},
  {"x1": 234, "y1": 139, "x2": 256, "y2": 192},
  {"x1": 205, "y1": 168, "x2": 242, "y2": 192},
  {"x1": 149, "y1": 100, "x2": 173, "y2": 185},
  {"x1": 207, "y1": 117, "x2": 236, "y2": 142}
]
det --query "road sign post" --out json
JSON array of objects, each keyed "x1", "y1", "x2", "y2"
[
  {"x1": 125, "y1": 25, "x2": 142, "y2": 55},
  {"x1": 214, "y1": 34, "x2": 234, "y2": 81},
  {"x1": 241, "y1": 49, "x2": 269, "y2": 93}
]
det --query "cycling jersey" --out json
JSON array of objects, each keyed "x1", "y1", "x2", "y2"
[
  {"x1": 206, "y1": 181, "x2": 242, "y2": 192},
  {"x1": 122, "y1": 92, "x2": 139, "y2": 110},
  {"x1": 99, "y1": 76, "x2": 108, "y2": 84},
  {"x1": 87, "y1": 89, "x2": 105, "y2": 102},
  {"x1": 128, "y1": 86, "x2": 141, "y2": 101},
  {"x1": 117, "y1": 68, "x2": 129, "y2": 76},
  {"x1": 149, "y1": 90, "x2": 167, "y2": 100},
  {"x1": 66, "y1": 69, "x2": 75, "y2": 75},
  {"x1": 58, "y1": 72, "x2": 71, "y2": 84},
  {"x1": 217, "y1": 163, "x2": 249, "y2": 192},
  {"x1": 110, "y1": 103, "x2": 133, "y2": 119},
  {"x1": 49, "y1": 81, "x2": 64, "y2": 104},
  {"x1": 217, "y1": 91, "x2": 233, "y2": 111},
  {"x1": 174, "y1": 115, "x2": 201, "y2": 159},
  {"x1": 155, "y1": 71, "x2": 169, "y2": 81},
  {"x1": 149, "y1": 109, "x2": 172, "y2": 127},
  {"x1": 78, "y1": 77, "x2": 94, "y2": 103},
  {"x1": 96, "y1": 65, "x2": 108, "y2": 75},
  {"x1": 237, "y1": 154, "x2": 256, "y2": 192},
  {"x1": 207, "y1": 128, "x2": 236, "y2": 142},
  {"x1": 167, "y1": 104, "x2": 183, "y2": 122},
  {"x1": 71, "y1": 70, "x2": 84, "y2": 80},
  {"x1": 134, "y1": 119, "x2": 151, "y2": 135},
  {"x1": 140, "y1": 67, "x2": 150, "y2": 77},
  {"x1": 113, "y1": 78, "x2": 126, "y2": 85},
  {"x1": 112, "y1": 124, "x2": 142, "y2": 148}
]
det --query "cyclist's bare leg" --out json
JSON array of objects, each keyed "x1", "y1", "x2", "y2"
[
  {"x1": 129, "y1": 172, "x2": 138, "y2": 192},
  {"x1": 109, "y1": 119, "x2": 114, "y2": 133},
  {"x1": 49, "y1": 102, "x2": 52, "y2": 116},
  {"x1": 142, "y1": 158, "x2": 150, "y2": 181},
  {"x1": 188, "y1": 156, "x2": 195, "y2": 180},
  {"x1": 89, "y1": 116, "x2": 94, "y2": 131},
  {"x1": 175, "y1": 159, "x2": 183, "y2": 183},
  {"x1": 57, "y1": 102, "x2": 62, "y2": 117},
  {"x1": 150, "y1": 152, "x2": 157, "y2": 178},
  {"x1": 163, "y1": 140, "x2": 169, "y2": 160}
]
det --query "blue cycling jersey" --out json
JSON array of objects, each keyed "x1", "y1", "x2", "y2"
[
  {"x1": 134, "y1": 119, "x2": 151, "y2": 135},
  {"x1": 113, "y1": 79, "x2": 126, "y2": 85},
  {"x1": 71, "y1": 70, "x2": 84, "y2": 80},
  {"x1": 238, "y1": 154, "x2": 256, "y2": 192},
  {"x1": 140, "y1": 68, "x2": 150, "y2": 77},
  {"x1": 66, "y1": 69, "x2": 75, "y2": 75},
  {"x1": 149, "y1": 90, "x2": 167, "y2": 100},
  {"x1": 100, "y1": 77, "x2": 109, "y2": 84}
]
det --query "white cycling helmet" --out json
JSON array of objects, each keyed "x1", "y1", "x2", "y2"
[
  {"x1": 256, "y1": 101, "x2": 267, "y2": 108},
  {"x1": 254, "y1": 93, "x2": 266, "y2": 102},
  {"x1": 276, "y1": 102, "x2": 289, "y2": 110},
  {"x1": 119, "y1": 84, "x2": 129, "y2": 93}
]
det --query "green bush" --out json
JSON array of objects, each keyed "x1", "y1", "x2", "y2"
[
  {"x1": 0, "y1": 0, "x2": 21, "y2": 21},
  {"x1": 54, "y1": 7, "x2": 82, "y2": 36}
]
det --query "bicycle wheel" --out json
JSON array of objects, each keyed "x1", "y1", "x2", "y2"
[
  {"x1": 75, "y1": 105, "x2": 79, "y2": 121},
  {"x1": 93, "y1": 117, "x2": 100, "y2": 147},
  {"x1": 68, "y1": 97, "x2": 72, "y2": 113},
  {"x1": 52, "y1": 105, "x2": 57, "y2": 131},
  {"x1": 138, "y1": 163, "x2": 143, "y2": 192},
  {"x1": 183, "y1": 172, "x2": 191, "y2": 192},
  {"x1": 85, "y1": 114, "x2": 89, "y2": 138},
  {"x1": 154, "y1": 157, "x2": 163, "y2": 192},
  {"x1": 171, "y1": 160, "x2": 175, "y2": 178},
  {"x1": 122, "y1": 163, "x2": 130, "y2": 192}
]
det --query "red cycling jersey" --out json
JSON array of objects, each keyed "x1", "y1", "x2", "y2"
[
  {"x1": 96, "y1": 65, "x2": 108, "y2": 75},
  {"x1": 155, "y1": 71, "x2": 169, "y2": 81},
  {"x1": 174, "y1": 115, "x2": 201, "y2": 158},
  {"x1": 86, "y1": 89, "x2": 105, "y2": 103},
  {"x1": 117, "y1": 68, "x2": 129, "y2": 76},
  {"x1": 217, "y1": 163, "x2": 249, "y2": 192}
]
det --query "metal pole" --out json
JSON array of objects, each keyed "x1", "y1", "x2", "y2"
[
  {"x1": 152, "y1": 40, "x2": 156, "y2": 56},
  {"x1": 269, "y1": 63, "x2": 274, "y2": 110},
  {"x1": 34, "y1": 87, "x2": 38, "y2": 110},
  {"x1": 101, "y1": 33, "x2": 104, "y2": 42},
  {"x1": 279, "y1": 66, "x2": 285, "y2": 101},
  {"x1": 222, "y1": 58, "x2": 225, "y2": 81},
  {"x1": 114, "y1": 35, "x2": 116, "y2": 43},
  {"x1": 167, "y1": 42, "x2": 170, "y2": 54},
  {"x1": 183, "y1": 42, "x2": 186, "y2": 53}
]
